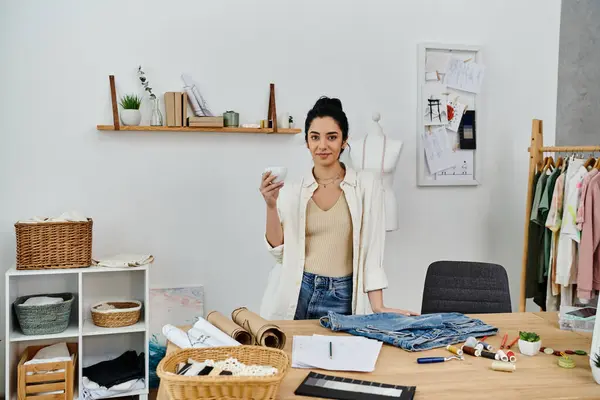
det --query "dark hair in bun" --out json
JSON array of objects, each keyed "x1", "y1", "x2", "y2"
[{"x1": 304, "y1": 96, "x2": 349, "y2": 152}]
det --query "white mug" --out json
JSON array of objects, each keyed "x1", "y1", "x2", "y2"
[{"x1": 264, "y1": 166, "x2": 287, "y2": 183}]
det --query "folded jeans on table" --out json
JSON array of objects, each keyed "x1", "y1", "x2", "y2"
[{"x1": 319, "y1": 311, "x2": 498, "y2": 351}]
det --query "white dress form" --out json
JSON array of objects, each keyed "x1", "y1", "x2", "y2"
[{"x1": 348, "y1": 113, "x2": 403, "y2": 232}]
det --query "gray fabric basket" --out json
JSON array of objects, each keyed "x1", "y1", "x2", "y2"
[{"x1": 14, "y1": 292, "x2": 74, "y2": 335}]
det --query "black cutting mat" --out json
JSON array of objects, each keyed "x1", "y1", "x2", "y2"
[{"x1": 294, "y1": 371, "x2": 416, "y2": 400}]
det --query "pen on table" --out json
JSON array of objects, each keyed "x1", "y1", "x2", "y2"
[{"x1": 329, "y1": 341, "x2": 333, "y2": 359}]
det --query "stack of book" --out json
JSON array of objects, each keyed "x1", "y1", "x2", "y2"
[
  {"x1": 164, "y1": 92, "x2": 188, "y2": 127},
  {"x1": 188, "y1": 116, "x2": 224, "y2": 128}
]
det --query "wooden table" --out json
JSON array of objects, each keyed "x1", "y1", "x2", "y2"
[{"x1": 157, "y1": 312, "x2": 597, "y2": 399}]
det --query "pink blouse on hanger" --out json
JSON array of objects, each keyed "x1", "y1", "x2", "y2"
[{"x1": 577, "y1": 172, "x2": 600, "y2": 300}]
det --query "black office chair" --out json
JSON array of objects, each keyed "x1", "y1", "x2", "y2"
[{"x1": 421, "y1": 260, "x2": 512, "y2": 314}]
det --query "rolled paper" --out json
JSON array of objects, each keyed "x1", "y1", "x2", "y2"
[
  {"x1": 189, "y1": 317, "x2": 242, "y2": 347},
  {"x1": 496, "y1": 350, "x2": 509, "y2": 362},
  {"x1": 506, "y1": 350, "x2": 517, "y2": 363},
  {"x1": 446, "y1": 345, "x2": 463, "y2": 356},
  {"x1": 231, "y1": 307, "x2": 286, "y2": 349},
  {"x1": 491, "y1": 361, "x2": 516, "y2": 372},
  {"x1": 480, "y1": 350, "x2": 496, "y2": 360},
  {"x1": 462, "y1": 345, "x2": 482, "y2": 357},
  {"x1": 206, "y1": 311, "x2": 253, "y2": 345},
  {"x1": 464, "y1": 337, "x2": 478, "y2": 348}
]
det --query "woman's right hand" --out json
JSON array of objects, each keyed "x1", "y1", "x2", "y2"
[{"x1": 260, "y1": 171, "x2": 284, "y2": 209}]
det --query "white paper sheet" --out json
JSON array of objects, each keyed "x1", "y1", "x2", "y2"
[
  {"x1": 422, "y1": 126, "x2": 455, "y2": 175},
  {"x1": 426, "y1": 52, "x2": 451, "y2": 73},
  {"x1": 422, "y1": 83, "x2": 449, "y2": 126},
  {"x1": 292, "y1": 335, "x2": 382, "y2": 372},
  {"x1": 435, "y1": 150, "x2": 474, "y2": 180},
  {"x1": 446, "y1": 99, "x2": 467, "y2": 132},
  {"x1": 445, "y1": 57, "x2": 485, "y2": 93},
  {"x1": 162, "y1": 317, "x2": 241, "y2": 349}
]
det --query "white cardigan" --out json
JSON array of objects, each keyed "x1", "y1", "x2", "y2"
[{"x1": 260, "y1": 166, "x2": 389, "y2": 320}]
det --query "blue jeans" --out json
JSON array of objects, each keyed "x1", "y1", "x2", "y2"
[
  {"x1": 319, "y1": 311, "x2": 498, "y2": 351},
  {"x1": 294, "y1": 272, "x2": 352, "y2": 320}
]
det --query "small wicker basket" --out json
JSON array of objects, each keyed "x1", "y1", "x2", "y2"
[
  {"x1": 15, "y1": 218, "x2": 93, "y2": 270},
  {"x1": 90, "y1": 300, "x2": 141, "y2": 328},
  {"x1": 157, "y1": 346, "x2": 290, "y2": 400}
]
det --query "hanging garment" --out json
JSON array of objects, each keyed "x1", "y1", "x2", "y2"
[
  {"x1": 539, "y1": 167, "x2": 562, "y2": 280},
  {"x1": 576, "y1": 169, "x2": 599, "y2": 231},
  {"x1": 546, "y1": 169, "x2": 567, "y2": 297},
  {"x1": 319, "y1": 312, "x2": 498, "y2": 352},
  {"x1": 556, "y1": 158, "x2": 587, "y2": 286},
  {"x1": 526, "y1": 172, "x2": 544, "y2": 301},
  {"x1": 577, "y1": 173, "x2": 600, "y2": 300}
]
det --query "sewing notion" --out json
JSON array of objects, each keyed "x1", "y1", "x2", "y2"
[{"x1": 417, "y1": 356, "x2": 463, "y2": 364}]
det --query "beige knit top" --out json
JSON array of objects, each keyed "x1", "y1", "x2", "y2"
[{"x1": 303, "y1": 193, "x2": 353, "y2": 277}]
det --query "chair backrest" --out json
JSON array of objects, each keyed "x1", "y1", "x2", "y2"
[{"x1": 421, "y1": 260, "x2": 512, "y2": 314}]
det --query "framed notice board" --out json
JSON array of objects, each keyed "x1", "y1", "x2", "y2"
[{"x1": 417, "y1": 42, "x2": 483, "y2": 187}]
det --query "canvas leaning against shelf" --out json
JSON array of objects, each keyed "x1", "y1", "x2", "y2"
[
  {"x1": 4, "y1": 265, "x2": 151, "y2": 400},
  {"x1": 417, "y1": 43, "x2": 482, "y2": 187}
]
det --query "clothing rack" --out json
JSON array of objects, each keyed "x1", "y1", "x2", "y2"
[{"x1": 519, "y1": 119, "x2": 600, "y2": 312}]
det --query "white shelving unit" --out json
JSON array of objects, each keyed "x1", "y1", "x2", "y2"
[{"x1": 4, "y1": 265, "x2": 150, "y2": 400}]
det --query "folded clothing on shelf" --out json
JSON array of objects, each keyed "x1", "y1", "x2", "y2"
[
  {"x1": 92, "y1": 254, "x2": 154, "y2": 268},
  {"x1": 82, "y1": 377, "x2": 145, "y2": 400},
  {"x1": 320, "y1": 311, "x2": 498, "y2": 352},
  {"x1": 18, "y1": 210, "x2": 88, "y2": 223},
  {"x1": 82, "y1": 350, "x2": 145, "y2": 388},
  {"x1": 24, "y1": 342, "x2": 72, "y2": 365},
  {"x1": 22, "y1": 296, "x2": 64, "y2": 306},
  {"x1": 174, "y1": 357, "x2": 278, "y2": 377}
]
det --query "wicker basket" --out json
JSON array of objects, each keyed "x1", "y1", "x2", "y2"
[
  {"x1": 157, "y1": 346, "x2": 290, "y2": 400},
  {"x1": 91, "y1": 300, "x2": 142, "y2": 328},
  {"x1": 15, "y1": 218, "x2": 93, "y2": 270},
  {"x1": 14, "y1": 293, "x2": 74, "y2": 335}
]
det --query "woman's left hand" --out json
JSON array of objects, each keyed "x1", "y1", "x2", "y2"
[{"x1": 374, "y1": 307, "x2": 420, "y2": 316}]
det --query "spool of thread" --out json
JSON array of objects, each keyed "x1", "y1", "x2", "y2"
[
  {"x1": 506, "y1": 350, "x2": 517, "y2": 363},
  {"x1": 462, "y1": 345, "x2": 482, "y2": 357},
  {"x1": 464, "y1": 337, "x2": 478, "y2": 348},
  {"x1": 446, "y1": 345, "x2": 463, "y2": 356},
  {"x1": 479, "y1": 341, "x2": 494, "y2": 351},
  {"x1": 496, "y1": 350, "x2": 509, "y2": 362},
  {"x1": 491, "y1": 361, "x2": 516, "y2": 372},
  {"x1": 480, "y1": 350, "x2": 496, "y2": 360}
]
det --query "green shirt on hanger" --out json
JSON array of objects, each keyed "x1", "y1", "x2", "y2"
[{"x1": 538, "y1": 166, "x2": 562, "y2": 281}]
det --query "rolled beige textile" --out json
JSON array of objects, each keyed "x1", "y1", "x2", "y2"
[
  {"x1": 206, "y1": 310, "x2": 253, "y2": 345},
  {"x1": 231, "y1": 307, "x2": 286, "y2": 349}
]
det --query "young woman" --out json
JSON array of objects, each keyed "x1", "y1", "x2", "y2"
[{"x1": 259, "y1": 97, "x2": 419, "y2": 320}]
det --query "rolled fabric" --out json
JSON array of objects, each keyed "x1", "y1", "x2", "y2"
[
  {"x1": 231, "y1": 307, "x2": 286, "y2": 349},
  {"x1": 206, "y1": 311, "x2": 253, "y2": 345}
]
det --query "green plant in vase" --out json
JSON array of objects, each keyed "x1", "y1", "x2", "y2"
[
  {"x1": 518, "y1": 331, "x2": 541, "y2": 356},
  {"x1": 592, "y1": 351, "x2": 600, "y2": 384},
  {"x1": 119, "y1": 94, "x2": 142, "y2": 126}
]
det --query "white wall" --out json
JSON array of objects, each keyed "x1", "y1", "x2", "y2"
[{"x1": 0, "y1": 0, "x2": 561, "y2": 392}]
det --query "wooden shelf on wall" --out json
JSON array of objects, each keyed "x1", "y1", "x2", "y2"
[{"x1": 96, "y1": 125, "x2": 301, "y2": 134}]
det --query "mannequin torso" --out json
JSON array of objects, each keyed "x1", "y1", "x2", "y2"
[{"x1": 348, "y1": 113, "x2": 402, "y2": 231}]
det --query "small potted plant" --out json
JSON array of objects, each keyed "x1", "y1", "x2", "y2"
[
  {"x1": 591, "y1": 351, "x2": 600, "y2": 384},
  {"x1": 518, "y1": 331, "x2": 541, "y2": 356},
  {"x1": 119, "y1": 94, "x2": 142, "y2": 126}
]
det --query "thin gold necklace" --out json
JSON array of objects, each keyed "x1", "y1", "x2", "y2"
[{"x1": 315, "y1": 169, "x2": 343, "y2": 188}]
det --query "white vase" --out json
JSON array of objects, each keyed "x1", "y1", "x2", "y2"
[
  {"x1": 518, "y1": 339, "x2": 541, "y2": 356},
  {"x1": 591, "y1": 358, "x2": 600, "y2": 384},
  {"x1": 121, "y1": 109, "x2": 141, "y2": 126}
]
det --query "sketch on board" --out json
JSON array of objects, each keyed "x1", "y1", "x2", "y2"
[
  {"x1": 445, "y1": 57, "x2": 485, "y2": 93},
  {"x1": 148, "y1": 286, "x2": 204, "y2": 388},
  {"x1": 446, "y1": 98, "x2": 467, "y2": 132},
  {"x1": 422, "y1": 83, "x2": 449, "y2": 126},
  {"x1": 421, "y1": 126, "x2": 454, "y2": 174},
  {"x1": 436, "y1": 150, "x2": 474, "y2": 180}
]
